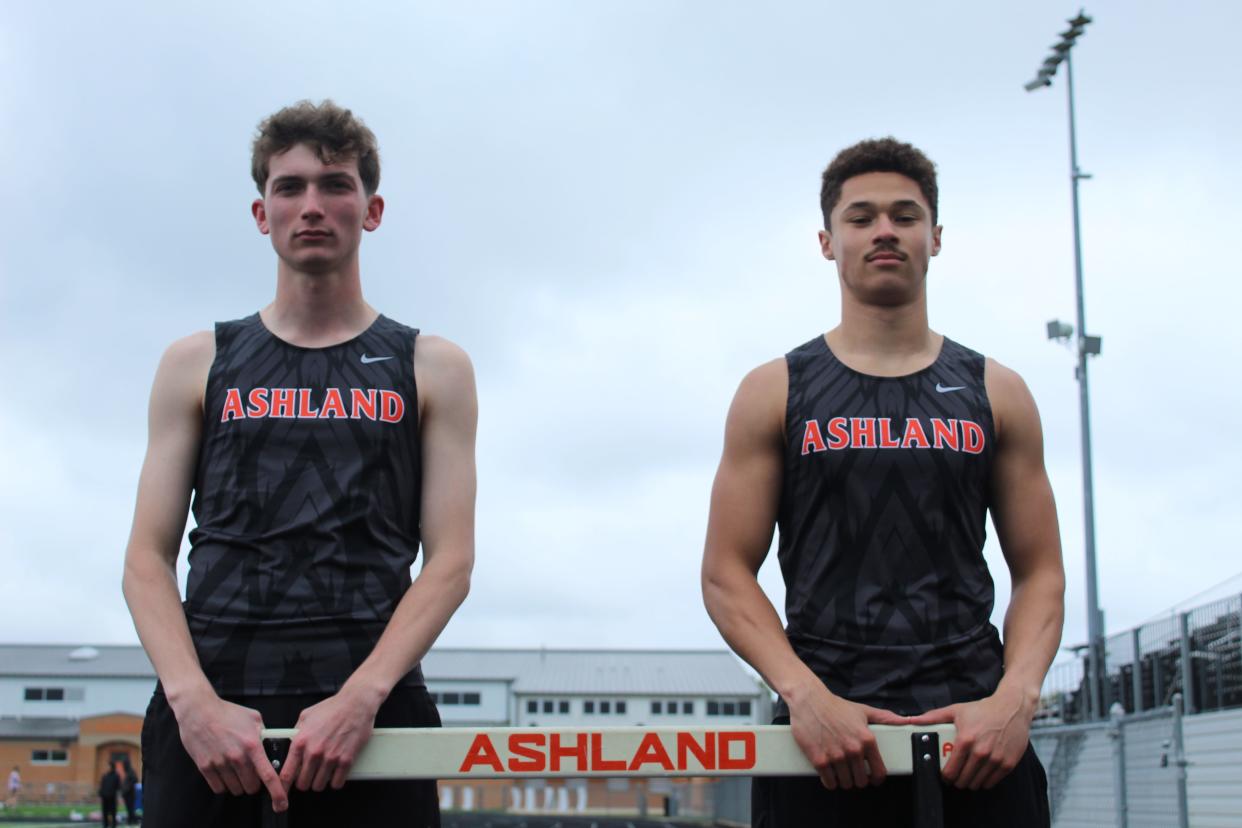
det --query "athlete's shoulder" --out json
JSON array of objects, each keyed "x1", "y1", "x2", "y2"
[
  {"x1": 161, "y1": 330, "x2": 215, "y2": 372},
  {"x1": 740, "y1": 356, "x2": 788, "y2": 395},
  {"x1": 413, "y1": 334, "x2": 476, "y2": 412},
  {"x1": 726, "y1": 357, "x2": 788, "y2": 442},
  {"x1": 983, "y1": 356, "x2": 1041, "y2": 441},
  {"x1": 414, "y1": 334, "x2": 473, "y2": 374}
]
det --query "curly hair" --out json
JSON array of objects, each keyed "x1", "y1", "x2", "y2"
[
  {"x1": 251, "y1": 100, "x2": 381, "y2": 195},
  {"x1": 820, "y1": 137, "x2": 938, "y2": 228}
]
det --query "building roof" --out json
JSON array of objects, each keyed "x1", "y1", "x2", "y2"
[
  {"x1": 422, "y1": 649, "x2": 761, "y2": 696},
  {"x1": 0, "y1": 717, "x2": 79, "y2": 740},
  {"x1": 0, "y1": 644, "x2": 155, "y2": 678},
  {"x1": 1, "y1": 645, "x2": 761, "y2": 697}
]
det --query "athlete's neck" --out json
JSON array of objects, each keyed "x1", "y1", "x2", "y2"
[
  {"x1": 263, "y1": 264, "x2": 377, "y2": 348},
  {"x1": 827, "y1": 294, "x2": 941, "y2": 376}
]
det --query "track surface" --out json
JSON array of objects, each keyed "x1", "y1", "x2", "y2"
[{"x1": 442, "y1": 816, "x2": 707, "y2": 828}]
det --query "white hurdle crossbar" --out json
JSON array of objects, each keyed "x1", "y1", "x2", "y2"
[
  {"x1": 260, "y1": 724, "x2": 955, "y2": 827},
  {"x1": 261, "y1": 723, "x2": 955, "y2": 779}
]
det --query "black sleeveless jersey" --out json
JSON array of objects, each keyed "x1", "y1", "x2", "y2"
[
  {"x1": 184, "y1": 313, "x2": 425, "y2": 695},
  {"x1": 777, "y1": 335, "x2": 1003, "y2": 715}
]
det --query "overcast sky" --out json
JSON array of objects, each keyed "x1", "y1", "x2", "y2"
[{"x1": 2, "y1": 2, "x2": 1239, "y2": 681}]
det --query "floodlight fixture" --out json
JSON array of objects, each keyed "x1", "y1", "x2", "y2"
[
  {"x1": 1047, "y1": 319, "x2": 1074, "y2": 341},
  {"x1": 1024, "y1": 77, "x2": 1051, "y2": 92},
  {"x1": 1069, "y1": 12, "x2": 1092, "y2": 27},
  {"x1": 1082, "y1": 335, "x2": 1102, "y2": 355},
  {"x1": 1052, "y1": 42, "x2": 1073, "y2": 55}
]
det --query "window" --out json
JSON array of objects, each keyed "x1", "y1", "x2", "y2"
[
  {"x1": 543, "y1": 700, "x2": 553, "y2": 714},
  {"x1": 584, "y1": 701, "x2": 595, "y2": 714},
  {"x1": 616, "y1": 701, "x2": 627, "y2": 714},
  {"x1": 739, "y1": 701, "x2": 751, "y2": 716},
  {"x1": 723, "y1": 702, "x2": 737, "y2": 715},
  {"x1": 682, "y1": 701, "x2": 693, "y2": 714},
  {"x1": 707, "y1": 701, "x2": 720, "y2": 715},
  {"x1": 23, "y1": 687, "x2": 69, "y2": 702},
  {"x1": 31, "y1": 750, "x2": 68, "y2": 765},
  {"x1": 600, "y1": 701, "x2": 611, "y2": 714},
  {"x1": 428, "y1": 692, "x2": 440, "y2": 703},
  {"x1": 464, "y1": 693, "x2": 481, "y2": 705},
  {"x1": 527, "y1": 700, "x2": 537, "y2": 714},
  {"x1": 651, "y1": 701, "x2": 662, "y2": 714},
  {"x1": 559, "y1": 701, "x2": 569, "y2": 714}
]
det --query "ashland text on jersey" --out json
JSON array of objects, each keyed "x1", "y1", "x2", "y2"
[
  {"x1": 777, "y1": 336, "x2": 1003, "y2": 716},
  {"x1": 184, "y1": 313, "x2": 424, "y2": 695}
]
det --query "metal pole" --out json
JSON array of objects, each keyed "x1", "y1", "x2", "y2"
[
  {"x1": 1179, "y1": 613, "x2": 1196, "y2": 715},
  {"x1": 1171, "y1": 693, "x2": 1190, "y2": 828},
  {"x1": 1131, "y1": 628, "x2": 1143, "y2": 713},
  {"x1": 1109, "y1": 704, "x2": 1128, "y2": 828},
  {"x1": 1065, "y1": 49, "x2": 1106, "y2": 721}
]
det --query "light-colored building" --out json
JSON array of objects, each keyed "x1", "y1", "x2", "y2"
[{"x1": 0, "y1": 643, "x2": 770, "y2": 807}]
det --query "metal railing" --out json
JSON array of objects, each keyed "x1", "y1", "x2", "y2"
[{"x1": 1039, "y1": 594, "x2": 1242, "y2": 723}]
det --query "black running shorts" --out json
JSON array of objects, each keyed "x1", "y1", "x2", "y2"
[{"x1": 141, "y1": 685, "x2": 441, "y2": 828}]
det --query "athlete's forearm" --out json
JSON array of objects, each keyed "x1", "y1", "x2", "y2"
[
  {"x1": 702, "y1": 558, "x2": 822, "y2": 704},
  {"x1": 343, "y1": 546, "x2": 472, "y2": 703},
  {"x1": 996, "y1": 566, "x2": 1064, "y2": 707},
  {"x1": 122, "y1": 549, "x2": 214, "y2": 707}
]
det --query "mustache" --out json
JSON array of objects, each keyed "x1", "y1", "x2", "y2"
[{"x1": 866, "y1": 245, "x2": 906, "y2": 260}]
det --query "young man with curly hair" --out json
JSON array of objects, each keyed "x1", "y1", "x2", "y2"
[
  {"x1": 702, "y1": 137, "x2": 1063, "y2": 826},
  {"x1": 124, "y1": 100, "x2": 476, "y2": 827}
]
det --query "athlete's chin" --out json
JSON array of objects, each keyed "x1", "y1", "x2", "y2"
[
  {"x1": 280, "y1": 253, "x2": 345, "y2": 276},
  {"x1": 850, "y1": 284, "x2": 923, "y2": 308}
]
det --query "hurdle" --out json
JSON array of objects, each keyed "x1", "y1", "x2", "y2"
[{"x1": 260, "y1": 723, "x2": 955, "y2": 827}]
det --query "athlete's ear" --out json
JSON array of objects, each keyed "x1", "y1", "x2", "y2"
[
  {"x1": 818, "y1": 229, "x2": 835, "y2": 261},
  {"x1": 252, "y1": 199, "x2": 271, "y2": 236},
  {"x1": 363, "y1": 194, "x2": 384, "y2": 232},
  {"x1": 931, "y1": 224, "x2": 942, "y2": 257}
]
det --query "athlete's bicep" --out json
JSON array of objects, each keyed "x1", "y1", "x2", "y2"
[
  {"x1": 126, "y1": 333, "x2": 213, "y2": 568},
  {"x1": 414, "y1": 336, "x2": 477, "y2": 569},
  {"x1": 985, "y1": 360, "x2": 1063, "y2": 583},
  {"x1": 703, "y1": 360, "x2": 787, "y2": 577}
]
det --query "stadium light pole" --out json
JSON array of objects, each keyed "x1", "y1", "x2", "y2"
[{"x1": 1027, "y1": 11, "x2": 1107, "y2": 721}]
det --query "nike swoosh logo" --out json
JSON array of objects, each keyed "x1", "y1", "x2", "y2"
[
  {"x1": 936, "y1": 383, "x2": 966, "y2": 393},
  {"x1": 360, "y1": 354, "x2": 394, "y2": 364}
]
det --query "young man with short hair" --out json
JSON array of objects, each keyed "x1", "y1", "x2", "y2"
[
  {"x1": 123, "y1": 100, "x2": 477, "y2": 827},
  {"x1": 701, "y1": 138, "x2": 1064, "y2": 826}
]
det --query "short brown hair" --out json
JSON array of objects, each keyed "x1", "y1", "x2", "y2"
[
  {"x1": 251, "y1": 100, "x2": 381, "y2": 195},
  {"x1": 820, "y1": 137, "x2": 938, "y2": 228}
]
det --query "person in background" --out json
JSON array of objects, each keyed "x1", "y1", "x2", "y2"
[{"x1": 99, "y1": 761, "x2": 120, "y2": 828}]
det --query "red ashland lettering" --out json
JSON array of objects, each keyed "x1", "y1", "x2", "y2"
[
  {"x1": 549, "y1": 733, "x2": 588, "y2": 772},
  {"x1": 801, "y1": 420, "x2": 827, "y2": 455},
  {"x1": 961, "y1": 421, "x2": 985, "y2": 454},
  {"x1": 459, "y1": 734, "x2": 503, "y2": 772},
  {"x1": 718, "y1": 732, "x2": 756, "y2": 770},
  {"x1": 825, "y1": 417, "x2": 849, "y2": 449},
  {"x1": 628, "y1": 733, "x2": 674, "y2": 772},
  {"x1": 590, "y1": 733, "x2": 626, "y2": 772},
  {"x1": 271, "y1": 388, "x2": 296, "y2": 418},
  {"x1": 221, "y1": 388, "x2": 245, "y2": 422},
  {"x1": 676, "y1": 732, "x2": 715, "y2": 770},
  {"x1": 320, "y1": 388, "x2": 347, "y2": 419},
  {"x1": 379, "y1": 389, "x2": 404, "y2": 423},
  {"x1": 247, "y1": 388, "x2": 270, "y2": 418},
  {"x1": 508, "y1": 733, "x2": 546, "y2": 772},
  {"x1": 877, "y1": 418, "x2": 901, "y2": 448}
]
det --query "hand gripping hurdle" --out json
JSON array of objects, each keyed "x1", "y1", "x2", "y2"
[{"x1": 260, "y1": 723, "x2": 955, "y2": 827}]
